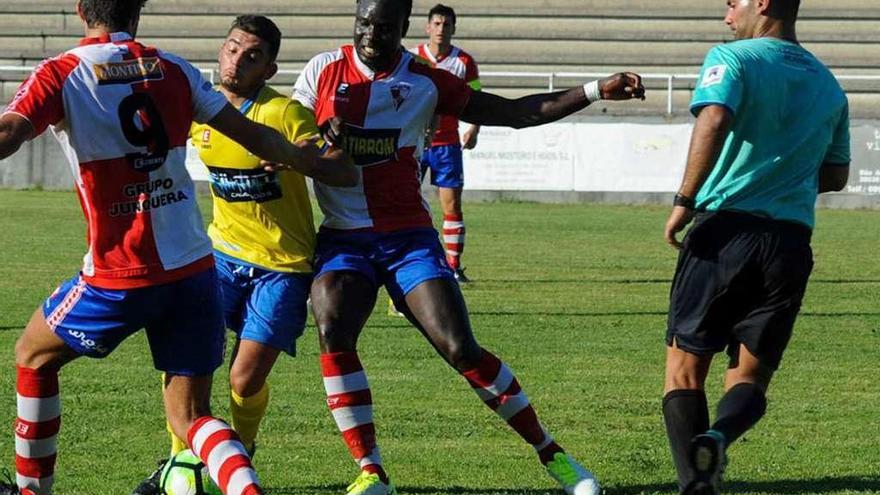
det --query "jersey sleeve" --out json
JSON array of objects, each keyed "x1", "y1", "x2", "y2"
[
  {"x1": 282, "y1": 99, "x2": 322, "y2": 144},
  {"x1": 463, "y1": 53, "x2": 481, "y2": 91},
  {"x1": 690, "y1": 45, "x2": 745, "y2": 117},
  {"x1": 292, "y1": 54, "x2": 323, "y2": 112},
  {"x1": 823, "y1": 100, "x2": 851, "y2": 165},
  {"x1": 4, "y1": 54, "x2": 79, "y2": 136},
  {"x1": 429, "y1": 66, "x2": 473, "y2": 117}
]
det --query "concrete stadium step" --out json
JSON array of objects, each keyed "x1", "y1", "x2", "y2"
[
  {"x1": 5, "y1": 14, "x2": 880, "y2": 44},
  {"x1": 1, "y1": 35, "x2": 876, "y2": 71},
  {"x1": 1, "y1": 0, "x2": 877, "y2": 19}
]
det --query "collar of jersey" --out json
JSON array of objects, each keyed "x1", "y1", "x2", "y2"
[
  {"x1": 236, "y1": 85, "x2": 265, "y2": 115},
  {"x1": 353, "y1": 47, "x2": 404, "y2": 81},
  {"x1": 423, "y1": 43, "x2": 452, "y2": 64},
  {"x1": 79, "y1": 31, "x2": 133, "y2": 46}
]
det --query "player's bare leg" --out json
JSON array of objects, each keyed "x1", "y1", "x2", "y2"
[
  {"x1": 5, "y1": 308, "x2": 80, "y2": 494},
  {"x1": 312, "y1": 272, "x2": 393, "y2": 495},
  {"x1": 399, "y1": 279, "x2": 600, "y2": 495},
  {"x1": 662, "y1": 341, "x2": 714, "y2": 491},
  {"x1": 438, "y1": 187, "x2": 468, "y2": 283},
  {"x1": 228, "y1": 339, "x2": 281, "y2": 453}
]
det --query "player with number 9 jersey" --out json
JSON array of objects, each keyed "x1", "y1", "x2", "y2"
[{"x1": 5, "y1": 32, "x2": 225, "y2": 289}]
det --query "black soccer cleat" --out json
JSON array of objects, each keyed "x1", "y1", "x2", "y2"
[
  {"x1": 131, "y1": 458, "x2": 167, "y2": 495},
  {"x1": 0, "y1": 469, "x2": 19, "y2": 495},
  {"x1": 453, "y1": 267, "x2": 471, "y2": 284},
  {"x1": 682, "y1": 433, "x2": 726, "y2": 495}
]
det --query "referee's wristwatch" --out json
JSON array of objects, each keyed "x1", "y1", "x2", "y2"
[{"x1": 673, "y1": 193, "x2": 696, "y2": 210}]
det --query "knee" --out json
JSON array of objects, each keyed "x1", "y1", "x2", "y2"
[
  {"x1": 229, "y1": 366, "x2": 264, "y2": 398},
  {"x1": 15, "y1": 336, "x2": 47, "y2": 370},
  {"x1": 442, "y1": 337, "x2": 482, "y2": 372},
  {"x1": 316, "y1": 319, "x2": 357, "y2": 352},
  {"x1": 666, "y1": 366, "x2": 706, "y2": 393}
]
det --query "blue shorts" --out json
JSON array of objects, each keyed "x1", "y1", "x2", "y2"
[
  {"x1": 314, "y1": 228, "x2": 455, "y2": 301},
  {"x1": 421, "y1": 144, "x2": 464, "y2": 188},
  {"x1": 43, "y1": 268, "x2": 225, "y2": 376},
  {"x1": 215, "y1": 254, "x2": 312, "y2": 356}
]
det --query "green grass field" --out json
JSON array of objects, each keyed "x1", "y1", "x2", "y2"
[{"x1": 0, "y1": 189, "x2": 878, "y2": 494}]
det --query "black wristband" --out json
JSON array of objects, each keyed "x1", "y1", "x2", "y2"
[{"x1": 673, "y1": 193, "x2": 696, "y2": 209}]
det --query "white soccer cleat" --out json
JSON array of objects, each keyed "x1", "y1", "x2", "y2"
[{"x1": 546, "y1": 453, "x2": 601, "y2": 495}]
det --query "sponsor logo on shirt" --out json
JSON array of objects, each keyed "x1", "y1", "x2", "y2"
[
  {"x1": 700, "y1": 64, "x2": 727, "y2": 88},
  {"x1": 109, "y1": 178, "x2": 190, "y2": 216},
  {"x1": 208, "y1": 166, "x2": 283, "y2": 203},
  {"x1": 390, "y1": 82, "x2": 412, "y2": 111},
  {"x1": 202, "y1": 129, "x2": 211, "y2": 142},
  {"x1": 339, "y1": 125, "x2": 401, "y2": 166},
  {"x1": 94, "y1": 57, "x2": 164, "y2": 85}
]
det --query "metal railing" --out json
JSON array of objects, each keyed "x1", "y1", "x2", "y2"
[{"x1": 3, "y1": 65, "x2": 879, "y2": 115}]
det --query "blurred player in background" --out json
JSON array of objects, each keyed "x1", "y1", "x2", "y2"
[
  {"x1": 132, "y1": 15, "x2": 356, "y2": 495},
  {"x1": 662, "y1": 0, "x2": 850, "y2": 493},
  {"x1": 410, "y1": 3, "x2": 481, "y2": 283},
  {"x1": 293, "y1": 0, "x2": 644, "y2": 494},
  {"x1": 0, "y1": 1, "x2": 354, "y2": 494}
]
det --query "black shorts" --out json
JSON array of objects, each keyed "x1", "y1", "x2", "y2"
[{"x1": 666, "y1": 211, "x2": 814, "y2": 370}]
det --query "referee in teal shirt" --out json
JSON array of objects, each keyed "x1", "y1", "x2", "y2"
[{"x1": 661, "y1": 1, "x2": 851, "y2": 494}]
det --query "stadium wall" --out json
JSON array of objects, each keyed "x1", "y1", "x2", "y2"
[{"x1": 3, "y1": 119, "x2": 879, "y2": 209}]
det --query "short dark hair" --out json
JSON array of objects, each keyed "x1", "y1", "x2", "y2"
[
  {"x1": 769, "y1": 0, "x2": 800, "y2": 21},
  {"x1": 79, "y1": 0, "x2": 148, "y2": 31},
  {"x1": 356, "y1": 0, "x2": 413, "y2": 21},
  {"x1": 229, "y1": 15, "x2": 282, "y2": 62},
  {"x1": 428, "y1": 4, "x2": 456, "y2": 26}
]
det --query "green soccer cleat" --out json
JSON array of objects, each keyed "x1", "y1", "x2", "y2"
[
  {"x1": 387, "y1": 298, "x2": 406, "y2": 318},
  {"x1": 546, "y1": 453, "x2": 601, "y2": 495},
  {"x1": 345, "y1": 471, "x2": 397, "y2": 495}
]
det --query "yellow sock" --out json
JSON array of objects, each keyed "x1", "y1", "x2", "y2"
[
  {"x1": 162, "y1": 373, "x2": 188, "y2": 457},
  {"x1": 167, "y1": 419, "x2": 188, "y2": 457},
  {"x1": 230, "y1": 383, "x2": 270, "y2": 452}
]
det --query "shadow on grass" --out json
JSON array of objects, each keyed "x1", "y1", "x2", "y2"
[
  {"x1": 269, "y1": 486, "x2": 560, "y2": 494},
  {"x1": 610, "y1": 475, "x2": 880, "y2": 494},
  {"x1": 269, "y1": 476, "x2": 880, "y2": 494}
]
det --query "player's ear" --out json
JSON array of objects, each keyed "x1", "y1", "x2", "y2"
[
  {"x1": 756, "y1": 0, "x2": 772, "y2": 15},
  {"x1": 75, "y1": 0, "x2": 85, "y2": 23}
]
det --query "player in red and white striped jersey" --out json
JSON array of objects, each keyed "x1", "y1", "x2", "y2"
[
  {"x1": 294, "y1": 1, "x2": 645, "y2": 495},
  {"x1": 0, "y1": 1, "x2": 354, "y2": 494},
  {"x1": 410, "y1": 4, "x2": 481, "y2": 281}
]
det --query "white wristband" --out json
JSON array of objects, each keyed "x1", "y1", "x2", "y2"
[{"x1": 583, "y1": 80, "x2": 601, "y2": 103}]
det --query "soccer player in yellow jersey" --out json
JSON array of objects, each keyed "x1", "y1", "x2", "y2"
[{"x1": 132, "y1": 15, "x2": 355, "y2": 495}]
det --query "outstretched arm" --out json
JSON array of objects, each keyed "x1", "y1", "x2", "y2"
[
  {"x1": 459, "y1": 73, "x2": 645, "y2": 129},
  {"x1": 0, "y1": 113, "x2": 35, "y2": 160},
  {"x1": 207, "y1": 105, "x2": 357, "y2": 187}
]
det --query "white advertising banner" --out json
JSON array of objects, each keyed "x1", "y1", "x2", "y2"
[
  {"x1": 462, "y1": 125, "x2": 577, "y2": 191},
  {"x1": 464, "y1": 123, "x2": 693, "y2": 192}
]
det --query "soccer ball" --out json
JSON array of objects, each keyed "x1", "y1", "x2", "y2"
[{"x1": 159, "y1": 449, "x2": 221, "y2": 495}]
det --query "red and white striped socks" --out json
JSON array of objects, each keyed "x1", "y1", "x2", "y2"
[
  {"x1": 442, "y1": 214, "x2": 466, "y2": 270},
  {"x1": 14, "y1": 366, "x2": 60, "y2": 495},
  {"x1": 321, "y1": 352, "x2": 386, "y2": 481},
  {"x1": 461, "y1": 349, "x2": 565, "y2": 465},
  {"x1": 187, "y1": 416, "x2": 263, "y2": 495}
]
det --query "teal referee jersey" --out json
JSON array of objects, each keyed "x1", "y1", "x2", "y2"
[{"x1": 690, "y1": 38, "x2": 850, "y2": 229}]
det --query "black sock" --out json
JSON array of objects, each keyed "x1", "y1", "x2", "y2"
[
  {"x1": 711, "y1": 382, "x2": 767, "y2": 446},
  {"x1": 663, "y1": 389, "x2": 709, "y2": 490}
]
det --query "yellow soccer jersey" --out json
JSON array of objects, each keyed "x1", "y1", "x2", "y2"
[{"x1": 191, "y1": 85, "x2": 318, "y2": 273}]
